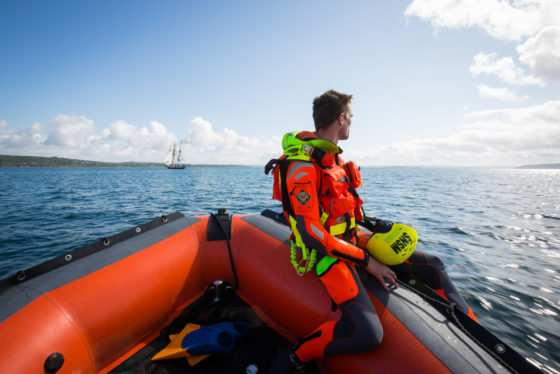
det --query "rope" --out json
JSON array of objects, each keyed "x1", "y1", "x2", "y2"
[
  {"x1": 210, "y1": 213, "x2": 239, "y2": 291},
  {"x1": 398, "y1": 278, "x2": 519, "y2": 374}
]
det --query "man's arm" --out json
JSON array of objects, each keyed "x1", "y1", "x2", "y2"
[
  {"x1": 285, "y1": 161, "x2": 368, "y2": 266},
  {"x1": 285, "y1": 160, "x2": 398, "y2": 289}
]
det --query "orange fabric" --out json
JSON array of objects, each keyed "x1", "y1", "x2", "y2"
[
  {"x1": 319, "y1": 160, "x2": 364, "y2": 230},
  {"x1": 324, "y1": 290, "x2": 452, "y2": 374},
  {"x1": 318, "y1": 261, "x2": 360, "y2": 304},
  {"x1": 434, "y1": 288, "x2": 449, "y2": 300},
  {"x1": 344, "y1": 161, "x2": 362, "y2": 189},
  {"x1": 0, "y1": 215, "x2": 461, "y2": 373},
  {"x1": 284, "y1": 161, "x2": 366, "y2": 265},
  {"x1": 294, "y1": 320, "x2": 337, "y2": 362},
  {"x1": 356, "y1": 231, "x2": 371, "y2": 248},
  {"x1": 468, "y1": 308, "x2": 479, "y2": 323},
  {"x1": 272, "y1": 131, "x2": 364, "y2": 238},
  {"x1": 296, "y1": 130, "x2": 317, "y2": 139},
  {"x1": 0, "y1": 221, "x2": 208, "y2": 374},
  {"x1": 290, "y1": 170, "x2": 319, "y2": 216},
  {"x1": 272, "y1": 155, "x2": 287, "y2": 202},
  {"x1": 0, "y1": 296, "x2": 94, "y2": 373}
]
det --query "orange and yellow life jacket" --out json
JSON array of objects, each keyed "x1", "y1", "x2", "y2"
[
  {"x1": 265, "y1": 131, "x2": 367, "y2": 274},
  {"x1": 266, "y1": 131, "x2": 364, "y2": 237}
]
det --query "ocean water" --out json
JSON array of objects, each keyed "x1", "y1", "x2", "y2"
[{"x1": 0, "y1": 166, "x2": 559, "y2": 373}]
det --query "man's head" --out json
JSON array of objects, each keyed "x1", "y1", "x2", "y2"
[{"x1": 313, "y1": 90, "x2": 353, "y2": 142}]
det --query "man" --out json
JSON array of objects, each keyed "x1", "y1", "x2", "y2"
[{"x1": 266, "y1": 90, "x2": 475, "y2": 373}]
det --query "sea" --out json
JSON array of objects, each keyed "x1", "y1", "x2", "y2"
[{"x1": 0, "y1": 166, "x2": 559, "y2": 373}]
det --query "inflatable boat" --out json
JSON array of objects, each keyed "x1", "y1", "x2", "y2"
[{"x1": 0, "y1": 210, "x2": 541, "y2": 373}]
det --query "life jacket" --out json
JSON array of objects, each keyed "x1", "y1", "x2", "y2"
[{"x1": 265, "y1": 131, "x2": 365, "y2": 273}]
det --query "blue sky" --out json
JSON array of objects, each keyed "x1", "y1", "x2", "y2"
[{"x1": 1, "y1": 0, "x2": 559, "y2": 166}]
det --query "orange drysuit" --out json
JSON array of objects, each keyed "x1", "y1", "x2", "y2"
[
  {"x1": 271, "y1": 132, "x2": 382, "y2": 361},
  {"x1": 269, "y1": 132, "x2": 476, "y2": 362}
]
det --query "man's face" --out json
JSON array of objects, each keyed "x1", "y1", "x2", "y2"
[{"x1": 339, "y1": 105, "x2": 353, "y2": 140}]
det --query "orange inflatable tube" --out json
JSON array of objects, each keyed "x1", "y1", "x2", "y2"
[{"x1": 0, "y1": 211, "x2": 536, "y2": 373}]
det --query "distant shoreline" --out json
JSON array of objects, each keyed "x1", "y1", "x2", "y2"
[
  {"x1": 0, "y1": 155, "x2": 161, "y2": 168},
  {"x1": 1, "y1": 155, "x2": 559, "y2": 169},
  {"x1": 0, "y1": 155, "x2": 253, "y2": 168},
  {"x1": 517, "y1": 163, "x2": 560, "y2": 169}
]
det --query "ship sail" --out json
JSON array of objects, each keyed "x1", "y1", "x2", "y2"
[
  {"x1": 163, "y1": 142, "x2": 186, "y2": 169},
  {"x1": 163, "y1": 145, "x2": 174, "y2": 166}
]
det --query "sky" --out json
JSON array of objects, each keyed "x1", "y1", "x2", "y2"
[{"x1": 1, "y1": 0, "x2": 559, "y2": 167}]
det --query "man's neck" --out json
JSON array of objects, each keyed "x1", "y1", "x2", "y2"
[{"x1": 316, "y1": 127, "x2": 339, "y2": 145}]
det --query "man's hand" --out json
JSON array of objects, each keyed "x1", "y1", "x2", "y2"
[{"x1": 365, "y1": 256, "x2": 398, "y2": 291}]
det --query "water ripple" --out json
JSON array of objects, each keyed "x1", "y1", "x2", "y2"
[{"x1": 1, "y1": 166, "x2": 559, "y2": 372}]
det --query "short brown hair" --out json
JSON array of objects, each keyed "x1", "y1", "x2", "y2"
[{"x1": 312, "y1": 90, "x2": 352, "y2": 131}]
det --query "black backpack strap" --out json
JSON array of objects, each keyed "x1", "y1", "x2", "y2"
[
  {"x1": 310, "y1": 148, "x2": 330, "y2": 169},
  {"x1": 264, "y1": 158, "x2": 278, "y2": 175},
  {"x1": 277, "y1": 159, "x2": 295, "y2": 218},
  {"x1": 358, "y1": 218, "x2": 393, "y2": 235}
]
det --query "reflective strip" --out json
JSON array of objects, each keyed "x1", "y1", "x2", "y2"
[
  {"x1": 328, "y1": 217, "x2": 356, "y2": 236},
  {"x1": 333, "y1": 237, "x2": 347, "y2": 245},
  {"x1": 287, "y1": 161, "x2": 310, "y2": 180},
  {"x1": 310, "y1": 223, "x2": 325, "y2": 240},
  {"x1": 289, "y1": 215, "x2": 303, "y2": 248},
  {"x1": 320, "y1": 212, "x2": 328, "y2": 226},
  {"x1": 294, "y1": 171, "x2": 308, "y2": 180}
]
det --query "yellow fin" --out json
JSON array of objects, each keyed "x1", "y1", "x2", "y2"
[
  {"x1": 152, "y1": 324, "x2": 201, "y2": 361},
  {"x1": 186, "y1": 353, "x2": 211, "y2": 366}
]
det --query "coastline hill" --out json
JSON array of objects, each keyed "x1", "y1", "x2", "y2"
[
  {"x1": 0, "y1": 155, "x2": 161, "y2": 168},
  {"x1": 517, "y1": 163, "x2": 560, "y2": 169},
  {"x1": 2, "y1": 155, "x2": 559, "y2": 169}
]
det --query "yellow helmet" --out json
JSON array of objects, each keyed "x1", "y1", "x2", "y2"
[{"x1": 366, "y1": 223, "x2": 418, "y2": 265}]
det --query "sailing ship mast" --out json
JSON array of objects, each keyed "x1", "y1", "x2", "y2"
[{"x1": 163, "y1": 141, "x2": 186, "y2": 169}]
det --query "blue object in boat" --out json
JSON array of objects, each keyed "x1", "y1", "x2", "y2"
[{"x1": 181, "y1": 321, "x2": 249, "y2": 356}]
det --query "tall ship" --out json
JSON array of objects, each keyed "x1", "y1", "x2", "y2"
[{"x1": 164, "y1": 142, "x2": 186, "y2": 169}]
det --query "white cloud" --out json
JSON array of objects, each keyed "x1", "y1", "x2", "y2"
[
  {"x1": 347, "y1": 101, "x2": 560, "y2": 167},
  {"x1": 172, "y1": 110, "x2": 560, "y2": 166},
  {"x1": 517, "y1": 25, "x2": 560, "y2": 82},
  {"x1": 468, "y1": 25, "x2": 560, "y2": 88},
  {"x1": 106, "y1": 120, "x2": 136, "y2": 140},
  {"x1": 183, "y1": 117, "x2": 280, "y2": 164},
  {"x1": 407, "y1": 0, "x2": 560, "y2": 87},
  {"x1": 476, "y1": 84, "x2": 529, "y2": 102},
  {"x1": 3, "y1": 107, "x2": 558, "y2": 167},
  {"x1": 405, "y1": 0, "x2": 560, "y2": 42},
  {"x1": 45, "y1": 115, "x2": 95, "y2": 148},
  {"x1": 0, "y1": 119, "x2": 47, "y2": 149},
  {"x1": 0, "y1": 115, "x2": 177, "y2": 162},
  {"x1": 91, "y1": 120, "x2": 175, "y2": 160},
  {"x1": 0, "y1": 115, "x2": 281, "y2": 165},
  {"x1": 470, "y1": 52, "x2": 542, "y2": 86}
]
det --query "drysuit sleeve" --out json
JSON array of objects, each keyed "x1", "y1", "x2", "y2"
[{"x1": 285, "y1": 161, "x2": 368, "y2": 267}]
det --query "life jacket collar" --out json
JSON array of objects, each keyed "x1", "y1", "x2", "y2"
[{"x1": 282, "y1": 131, "x2": 341, "y2": 157}]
